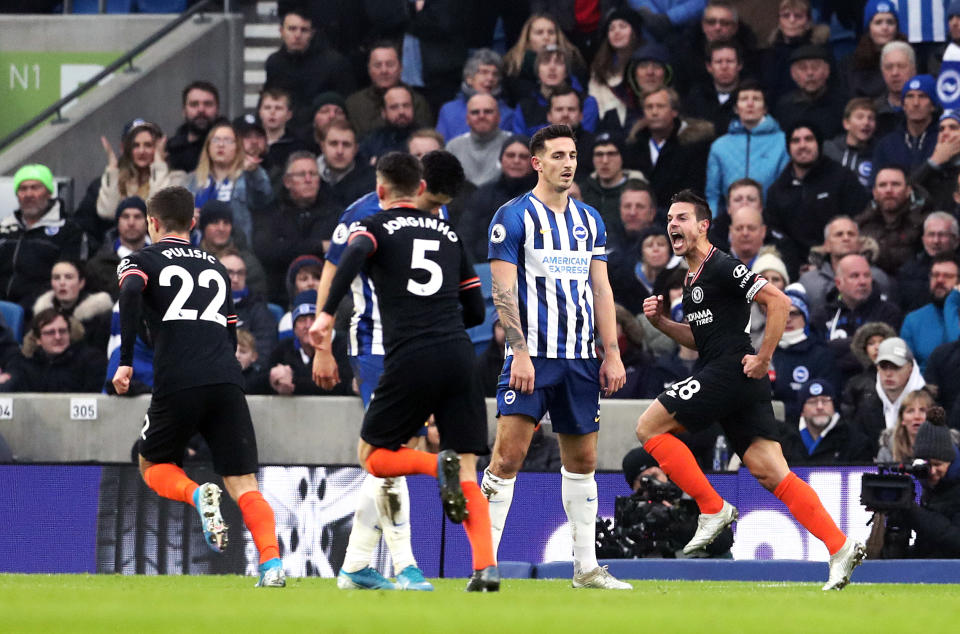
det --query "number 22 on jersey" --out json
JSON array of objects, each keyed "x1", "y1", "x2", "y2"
[{"x1": 158, "y1": 264, "x2": 227, "y2": 325}]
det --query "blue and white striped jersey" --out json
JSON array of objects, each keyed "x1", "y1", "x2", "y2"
[
  {"x1": 327, "y1": 191, "x2": 448, "y2": 357},
  {"x1": 891, "y1": 0, "x2": 948, "y2": 43},
  {"x1": 487, "y1": 191, "x2": 606, "y2": 359}
]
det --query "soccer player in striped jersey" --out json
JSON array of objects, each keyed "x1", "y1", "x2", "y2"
[
  {"x1": 480, "y1": 124, "x2": 632, "y2": 590},
  {"x1": 306, "y1": 166, "x2": 449, "y2": 591}
]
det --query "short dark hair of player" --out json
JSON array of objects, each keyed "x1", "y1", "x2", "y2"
[
  {"x1": 376, "y1": 152, "x2": 423, "y2": 198},
  {"x1": 670, "y1": 189, "x2": 712, "y2": 224},
  {"x1": 181, "y1": 80, "x2": 219, "y2": 107},
  {"x1": 31, "y1": 307, "x2": 70, "y2": 340},
  {"x1": 421, "y1": 150, "x2": 465, "y2": 200},
  {"x1": 147, "y1": 186, "x2": 196, "y2": 233},
  {"x1": 530, "y1": 124, "x2": 577, "y2": 156},
  {"x1": 732, "y1": 78, "x2": 766, "y2": 108},
  {"x1": 548, "y1": 86, "x2": 583, "y2": 111}
]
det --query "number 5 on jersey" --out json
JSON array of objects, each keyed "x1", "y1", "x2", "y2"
[{"x1": 408, "y1": 238, "x2": 443, "y2": 296}]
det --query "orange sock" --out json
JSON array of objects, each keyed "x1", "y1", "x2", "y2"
[
  {"x1": 773, "y1": 472, "x2": 846, "y2": 555},
  {"x1": 143, "y1": 464, "x2": 199, "y2": 506},
  {"x1": 238, "y1": 491, "x2": 280, "y2": 564},
  {"x1": 462, "y1": 481, "x2": 496, "y2": 570},
  {"x1": 644, "y1": 434, "x2": 724, "y2": 514},
  {"x1": 365, "y1": 447, "x2": 438, "y2": 478}
]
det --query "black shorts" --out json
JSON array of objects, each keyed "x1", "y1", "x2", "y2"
[
  {"x1": 139, "y1": 383, "x2": 259, "y2": 476},
  {"x1": 656, "y1": 356, "x2": 782, "y2": 459},
  {"x1": 362, "y1": 337, "x2": 489, "y2": 455}
]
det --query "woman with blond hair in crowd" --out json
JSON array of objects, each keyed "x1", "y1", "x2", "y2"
[
  {"x1": 877, "y1": 388, "x2": 942, "y2": 462},
  {"x1": 183, "y1": 121, "x2": 272, "y2": 243},
  {"x1": 502, "y1": 13, "x2": 586, "y2": 105},
  {"x1": 77, "y1": 119, "x2": 183, "y2": 241}
]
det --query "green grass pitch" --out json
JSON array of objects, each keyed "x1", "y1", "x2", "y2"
[{"x1": 0, "y1": 574, "x2": 954, "y2": 633}]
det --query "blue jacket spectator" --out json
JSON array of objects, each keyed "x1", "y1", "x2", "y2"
[
  {"x1": 627, "y1": 0, "x2": 706, "y2": 27},
  {"x1": 436, "y1": 48, "x2": 517, "y2": 141},
  {"x1": 900, "y1": 259, "x2": 960, "y2": 372},
  {"x1": 705, "y1": 112, "x2": 789, "y2": 216}
]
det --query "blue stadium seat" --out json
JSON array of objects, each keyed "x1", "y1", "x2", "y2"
[
  {"x1": 134, "y1": 0, "x2": 187, "y2": 12},
  {"x1": 267, "y1": 303, "x2": 284, "y2": 323},
  {"x1": 466, "y1": 263, "x2": 496, "y2": 355},
  {"x1": 68, "y1": 0, "x2": 135, "y2": 13},
  {"x1": 0, "y1": 301, "x2": 24, "y2": 344}
]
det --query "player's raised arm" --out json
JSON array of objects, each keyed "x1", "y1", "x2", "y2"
[
  {"x1": 490, "y1": 258, "x2": 535, "y2": 394},
  {"x1": 589, "y1": 259, "x2": 626, "y2": 396},
  {"x1": 743, "y1": 282, "x2": 791, "y2": 379},
  {"x1": 642, "y1": 294, "x2": 697, "y2": 349}
]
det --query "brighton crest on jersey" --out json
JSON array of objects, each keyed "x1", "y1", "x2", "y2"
[
  {"x1": 329, "y1": 192, "x2": 450, "y2": 357},
  {"x1": 487, "y1": 191, "x2": 606, "y2": 359}
]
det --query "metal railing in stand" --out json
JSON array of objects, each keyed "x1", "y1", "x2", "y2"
[{"x1": 0, "y1": 0, "x2": 227, "y2": 154}]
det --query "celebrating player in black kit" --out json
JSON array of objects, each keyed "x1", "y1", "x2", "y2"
[
  {"x1": 111, "y1": 186, "x2": 285, "y2": 588},
  {"x1": 311, "y1": 152, "x2": 499, "y2": 592},
  {"x1": 634, "y1": 190, "x2": 865, "y2": 591}
]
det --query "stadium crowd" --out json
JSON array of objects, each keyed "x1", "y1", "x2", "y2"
[{"x1": 4, "y1": 0, "x2": 960, "y2": 480}]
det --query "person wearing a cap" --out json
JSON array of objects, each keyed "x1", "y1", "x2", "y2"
[
  {"x1": 854, "y1": 164, "x2": 928, "y2": 275},
  {"x1": 85, "y1": 197, "x2": 151, "y2": 302},
  {"x1": 623, "y1": 87, "x2": 713, "y2": 213},
  {"x1": 581, "y1": 131, "x2": 647, "y2": 235},
  {"x1": 233, "y1": 114, "x2": 269, "y2": 174},
  {"x1": 770, "y1": 287, "x2": 841, "y2": 423},
  {"x1": 841, "y1": 0, "x2": 904, "y2": 100},
  {"x1": 460, "y1": 135, "x2": 536, "y2": 261},
  {"x1": 0, "y1": 164, "x2": 88, "y2": 314},
  {"x1": 310, "y1": 92, "x2": 348, "y2": 149},
  {"x1": 840, "y1": 321, "x2": 897, "y2": 419},
  {"x1": 774, "y1": 45, "x2": 846, "y2": 138},
  {"x1": 900, "y1": 253, "x2": 960, "y2": 371},
  {"x1": 760, "y1": 0, "x2": 833, "y2": 105},
  {"x1": 853, "y1": 336, "x2": 927, "y2": 452},
  {"x1": 913, "y1": 110, "x2": 960, "y2": 210},
  {"x1": 436, "y1": 49, "x2": 516, "y2": 142},
  {"x1": 872, "y1": 73, "x2": 940, "y2": 176},
  {"x1": 264, "y1": 6, "x2": 355, "y2": 138},
  {"x1": 765, "y1": 120, "x2": 870, "y2": 270},
  {"x1": 747, "y1": 249, "x2": 789, "y2": 351},
  {"x1": 267, "y1": 288, "x2": 347, "y2": 396},
  {"x1": 92, "y1": 119, "x2": 184, "y2": 238},
  {"x1": 315, "y1": 119, "x2": 376, "y2": 211},
  {"x1": 882, "y1": 412, "x2": 960, "y2": 558},
  {"x1": 704, "y1": 78, "x2": 789, "y2": 216},
  {"x1": 781, "y1": 378, "x2": 873, "y2": 465}
]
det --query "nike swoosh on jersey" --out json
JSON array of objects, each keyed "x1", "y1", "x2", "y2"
[{"x1": 540, "y1": 228, "x2": 553, "y2": 234}]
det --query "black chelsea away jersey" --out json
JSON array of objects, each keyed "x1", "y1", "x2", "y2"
[
  {"x1": 350, "y1": 207, "x2": 480, "y2": 356},
  {"x1": 682, "y1": 246, "x2": 767, "y2": 364},
  {"x1": 117, "y1": 236, "x2": 243, "y2": 396}
]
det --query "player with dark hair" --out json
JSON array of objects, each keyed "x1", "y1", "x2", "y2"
[
  {"x1": 480, "y1": 124, "x2": 632, "y2": 590},
  {"x1": 112, "y1": 185, "x2": 285, "y2": 588},
  {"x1": 636, "y1": 189, "x2": 865, "y2": 591},
  {"x1": 311, "y1": 151, "x2": 498, "y2": 591}
]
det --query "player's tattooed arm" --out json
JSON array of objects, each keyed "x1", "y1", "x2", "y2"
[{"x1": 492, "y1": 274, "x2": 527, "y2": 353}]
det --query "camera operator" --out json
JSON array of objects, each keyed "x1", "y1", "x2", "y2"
[
  {"x1": 891, "y1": 415, "x2": 960, "y2": 557},
  {"x1": 596, "y1": 448, "x2": 733, "y2": 559}
]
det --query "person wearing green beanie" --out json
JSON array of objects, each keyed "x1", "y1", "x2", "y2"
[{"x1": 0, "y1": 164, "x2": 88, "y2": 315}]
